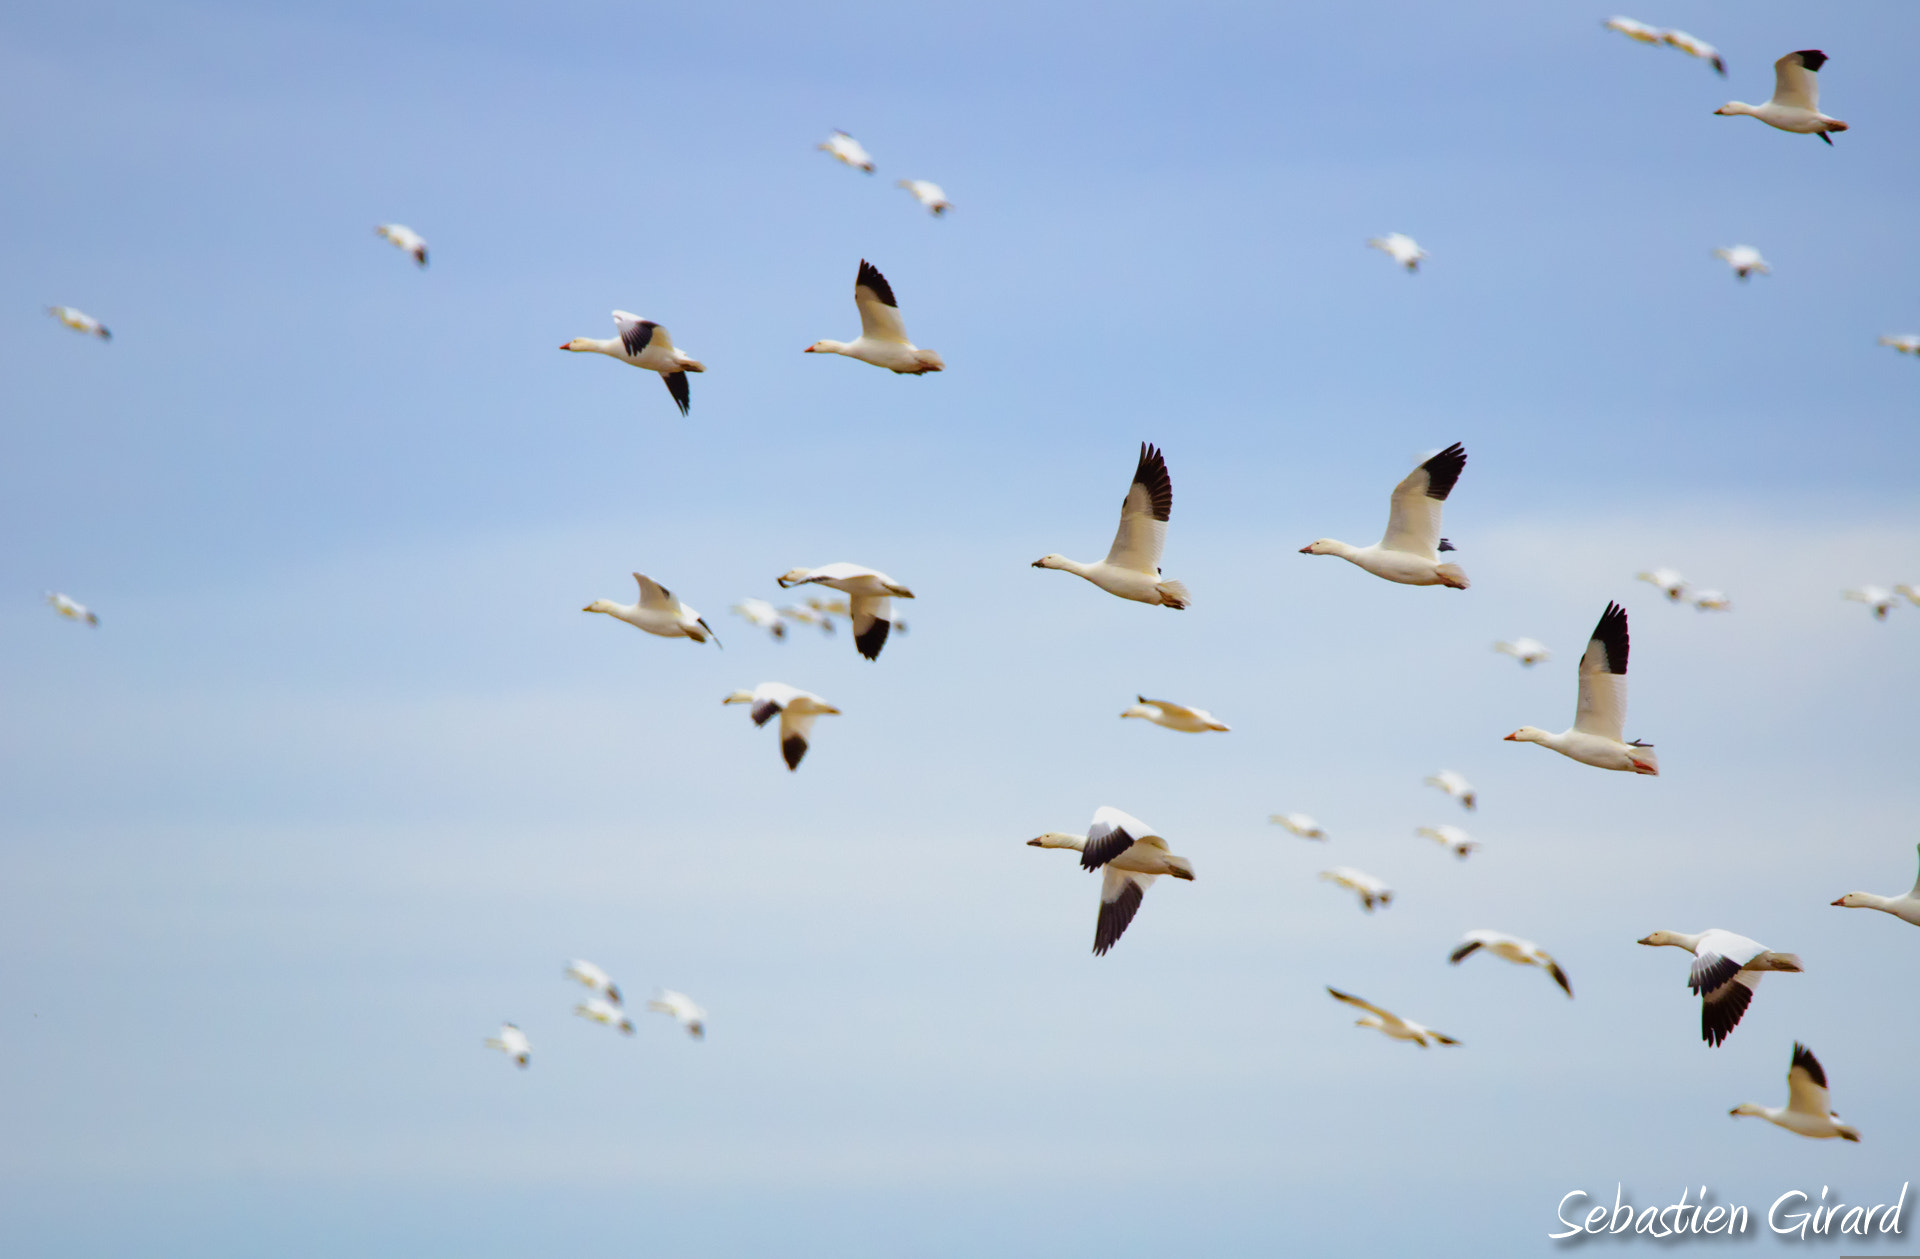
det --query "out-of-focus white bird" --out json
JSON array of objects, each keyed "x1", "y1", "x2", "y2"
[
  {"x1": 1119, "y1": 697, "x2": 1229, "y2": 733},
  {"x1": 1880, "y1": 335, "x2": 1920, "y2": 356},
  {"x1": 1416, "y1": 824, "x2": 1480, "y2": 859},
  {"x1": 1897, "y1": 585, "x2": 1920, "y2": 608},
  {"x1": 1638, "y1": 928, "x2": 1803, "y2": 1047},
  {"x1": 483, "y1": 1022, "x2": 530, "y2": 1067},
  {"x1": 1844, "y1": 587, "x2": 1898, "y2": 620},
  {"x1": 1831, "y1": 843, "x2": 1920, "y2": 928},
  {"x1": 731, "y1": 598, "x2": 788, "y2": 641},
  {"x1": 1424, "y1": 770, "x2": 1477, "y2": 811},
  {"x1": 805, "y1": 260, "x2": 944, "y2": 374},
  {"x1": 1693, "y1": 590, "x2": 1732, "y2": 611},
  {"x1": 1662, "y1": 29, "x2": 1726, "y2": 75},
  {"x1": 1714, "y1": 245, "x2": 1770, "y2": 280},
  {"x1": 1028, "y1": 806, "x2": 1195, "y2": 956},
  {"x1": 1034, "y1": 443, "x2": 1191, "y2": 609},
  {"x1": 1731, "y1": 1044, "x2": 1860, "y2": 1142},
  {"x1": 573, "y1": 996, "x2": 635, "y2": 1034},
  {"x1": 375, "y1": 223, "x2": 428, "y2": 266},
  {"x1": 721, "y1": 682, "x2": 840, "y2": 771},
  {"x1": 1494, "y1": 637, "x2": 1550, "y2": 665},
  {"x1": 1300, "y1": 444, "x2": 1469, "y2": 589},
  {"x1": 776, "y1": 563, "x2": 913, "y2": 660},
  {"x1": 584, "y1": 573, "x2": 718, "y2": 644},
  {"x1": 1320, "y1": 867, "x2": 1393, "y2": 912},
  {"x1": 1449, "y1": 930, "x2": 1572, "y2": 996},
  {"x1": 48, "y1": 306, "x2": 110, "y2": 339},
  {"x1": 1506, "y1": 603, "x2": 1659, "y2": 775},
  {"x1": 564, "y1": 959, "x2": 621, "y2": 1005},
  {"x1": 817, "y1": 129, "x2": 874, "y2": 172},
  {"x1": 1715, "y1": 50, "x2": 1848, "y2": 144},
  {"x1": 1366, "y1": 233, "x2": 1427, "y2": 272},
  {"x1": 561, "y1": 312, "x2": 706, "y2": 416},
  {"x1": 1603, "y1": 16, "x2": 1666, "y2": 45},
  {"x1": 897, "y1": 179, "x2": 951, "y2": 215},
  {"x1": 1269, "y1": 813, "x2": 1326, "y2": 840},
  {"x1": 777, "y1": 603, "x2": 836, "y2": 635},
  {"x1": 1327, "y1": 988, "x2": 1457, "y2": 1047},
  {"x1": 648, "y1": 990, "x2": 707, "y2": 1039},
  {"x1": 1636, "y1": 568, "x2": 1689, "y2": 601},
  {"x1": 46, "y1": 592, "x2": 100, "y2": 626}
]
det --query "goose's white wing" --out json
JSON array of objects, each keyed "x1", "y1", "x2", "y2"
[
  {"x1": 1380, "y1": 444, "x2": 1465, "y2": 557},
  {"x1": 632, "y1": 573, "x2": 677, "y2": 611},
  {"x1": 853, "y1": 260, "x2": 911, "y2": 344},
  {"x1": 1102, "y1": 443, "x2": 1172, "y2": 573},
  {"x1": 1080, "y1": 805, "x2": 1156, "y2": 871},
  {"x1": 1909, "y1": 843, "x2": 1920, "y2": 897},
  {"x1": 1138, "y1": 697, "x2": 1200, "y2": 722},
  {"x1": 1094, "y1": 867, "x2": 1158, "y2": 955},
  {"x1": 1772, "y1": 50, "x2": 1823, "y2": 112},
  {"x1": 847, "y1": 592, "x2": 893, "y2": 661},
  {"x1": 1572, "y1": 602, "x2": 1629, "y2": 741},
  {"x1": 1784, "y1": 1044, "x2": 1833, "y2": 1117},
  {"x1": 778, "y1": 707, "x2": 820, "y2": 770},
  {"x1": 1327, "y1": 987, "x2": 1404, "y2": 1029}
]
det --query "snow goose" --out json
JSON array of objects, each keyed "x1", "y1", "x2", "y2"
[
  {"x1": 1120, "y1": 697, "x2": 1229, "y2": 733},
  {"x1": 1663, "y1": 29, "x2": 1726, "y2": 76},
  {"x1": 1831, "y1": 844, "x2": 1920, "y2": 928},
  {"x1": 1879, "y1": 334, "x2": 1920, "y2": 356},
  {"x1": 1494, "y1": 637, "x2": 1550, "y2": 666},
  {"x1": 375, "y1": 223, "x2": 428, "y2": 267},
  {"x1": 647, "y1": 990, "x2": 707, "y2": 1039},
  {"x1": 1450, "y1": 931, "x2": 1571, "y2": 996},
  {"x1": 1635, "y1": 568, "x2": 1688, "y2": 601},
  {"x1": 573, "y1": 995, "x2": 635, "y2": 1035},
  {"x1": 46, "y1": 592, "x2": 99, "y2": 626},
  {"x1": 777, "y1": 602, "x2": 837, "y2": 635},
  {"x1": 1505, "y1": 602, "x2": 1659, "y2": 775},
  {"x1": 1416, "y1": 824, "x2": 1480, "y2": 859},
  {"x1": 897, "y1": 179, "x2": 951, "y2": 215},
  {"x1": 1693, "y1": 590, "x2": 1732, "y2": 611},
  {"x1": 731, "y1": 598, "x2": 788, "y2": 641},
  {"x1": 805, "y1": 260, "x2": 944, "y2": 374},
  {"x1": 1603, "y1": 16, "x2": 1666, "y2": 45},
  {"x1": 483, "y1": 1022, "x2": 530, "y2": 1068},
  {"x1": 1033, "y1": 443, "x2": 1190, "y2": 609},
  {"x1": 1320, "y1": 867, "x2": 1392, "y2": 912},
  {"x1": 775, "y1": 563, "x2": 913, "y2": 660},
  {"x1": 48, "y1": 306, "x2": 109, "y2": 339},
  {"x1": 1715, "y1": 51, "x2": 1848, "y2": 144},
  {"x1": 1731, "y1": 1044, "x2": 1860, "y2": 1142},
  {"x1": 1424, "y1": 770, "x2": 1476, "y2": 811},
  {"x1": 584, "y1": 573, "x2": 718, "y2": 645},
  {"x1": 561, "y1": 312, "x2": 706, "y2": 416},
  {"x1": 817, "y1": 129, "x2": 875, "y2": 172},
  {"x1": 1299, "y1": 444, "x2": 1469, "y2": 589},
  {"x1": 1269, "y1": 813, "x2": 1326, "y2": 840},
  {"x1": 1028, "y1": 806, "x2": 1195, "y2": 956},
  {"x1": 721, "y1": 682, "x2": 840, "y2": 771},
  {"x1": 564, "y1": 959, "x2": 621, "y2": 1005},
  {"x1": 1327, "y1": 988, "x2": 1457, "y2": 1047},
  {"x1": 1637, "y1": 928, "x2": 1802, "y2": 1047},
  {"x1": 1714, "y1": 245, "x2": 1770, "y2": 280},
  {"x1": 1898, "y1": 585, "x2": 1920, "y2": 608},
  {"x1": 1843, "y1": 586, "x2": 1898, "y2": 620},
  {"x1": 1367, "y1": 233, "x2": 1427, "y2": 272}
]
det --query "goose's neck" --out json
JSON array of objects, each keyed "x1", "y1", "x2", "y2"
[{"x1": 1053, "y1": 556, "x2": 1095, "y2": 578}]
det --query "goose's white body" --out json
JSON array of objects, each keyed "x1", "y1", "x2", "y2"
[
  {"x1": 1832, "y1": 844, "x2": 1920, "y2": 927},
  {"x1": 1367, "y1": 233, "x2": 1427, "y2": 272},
  {"x1": 731, "y1": 598, "x2": 788, "y2": 640},
  {"x1": 1450, "y1": 930, "x2": 1571, "y2": 996},
  {"x1": 1416, "y1": 824, "x2": 1480, "y2": 859},
  {"x1": 1269, "y1": 813, "x2": 1326, "y2": 840},
  {"x1": 722, "y1": 682, "x2": 840, "y2": 771},
  {"x1": 1320, "y1": 866, "x2": 1392, "y2": 912},
  {"x1": 806, "y1": 260, "x2": 943, "y2": 373},
  {"x1": 1424, "y1": 770, "x2": 1476, "y2": 811},
  {"x1": 1494, "y1": 637, "x2": 1550, "y2": 666},
  {"x1": 561, "y1": 312, "x2": 706, "y2": 415},
  {"x1": 1636, "y1": 568, "x2": 1688, "y2": 601},
  {"x1": 573, "y1": 996, "x2": 635, "y2": 1034},
  {"x1": 1035, "y1": 443, "x2": 1190, "y2": 608},
  {"x1": 1638, "y1": 928, "x2": 1803, "y2": 1047},
  {"x1": 1732, "y1": 1044, "x2": 1860, "y2": 1141},
  {"x1": 1715, "y1": 245, "x2": 1770, "y2": 280},
  {"x1": 1663, "y1": 29, "x2": 1726, "y2": 75},
  {"x1": 648, "y1": 990, "x2": 707, "y2": 1039},
  {"x1": 483, "y1": 1022, "x2": 531, "y2": 1068},
  {"x1": 1028, "y1": 806, "x2": 1195, "y2": 956},
  {"x1": 564, "y1": 959, "x2": 622, "y2": 1006},
  {"x1": 776, "y1": 563, "x2": 913, "y2": 660},
  {"x1": 48, "y1": 306, "x2": 109, "y2": 339},
  {"x1": 1327, "y1": 987, "x2": 1457, "y2": 1047},
  {"x1": 46, "y1": 592, "x2": 100, "y2": 626},
  {"x1": 1844, "y1": 586, "x2": 1898, "y2": 620},
  {"x1": 1301, "y1": 444, "x2": 1469, "y2": 588},
  {"x1": 1715, "y1": 50, "x2": 1848, "y2": 142},
  {"x1": 1506, "y1": 603, "x2": 1659, "y2": 774},
  {"x1": 897, "y1": 179, "x2": 951, "y2": 214},
  {"x1": 1693, "y1": 590, "x2": 1732, "y2": 612},
  {"x1": 375, "y1": 223, "x2": 428, "y2": 266},
  {"x1": 1120, "y1": 697, "x2": 1229, "y2": 733},
  {"x1": 584, "y1": 573, "x2": 717, "y2": 644},
  {"x1": 817, "y1": 130, "x2": 874, "y2": 172}
]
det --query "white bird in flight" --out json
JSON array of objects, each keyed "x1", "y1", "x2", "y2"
[
  {"x1": 1300, "y1": 444, "x2": 1469, "y2": 589},
  {"x1": 1638, "y1": 928, "x2": 1803, "y2": 1047},
  {"x1": 584, "y1": 573, "x2": 718, "y2": 645},
  {"x1": 1635, "y1": 568, "x2": 1688, "y2": 601},
  {"x1": 1320, "y1": 867, "x2": 1392, "y2": 912},
  {"x1": 1450, "y1": 930, "x2": 1572, "y2": 996},
  {"x1": 1416, "y1": 824, "x2": 1480, "y2": 859},
  {"x1": 1662, "y1": 29, "x2": 1726, "y2": 76},
  {"x1": 1714, "y1": 245, "x2": 1770, "y2": 280},
  {"x1": 46, "y1": 592, "x2": 100, "y2": 626},
  {"x1": 776, "y1": 563, "x2": 913, "y2": 660},
  {"x1": 1028, "y1": 806, "x2": 1195, "y2": 956},
  {"x1": 1494, "y1": 638, "x2": 1550, "y2": 666},
  {"x1": 1880, "y1": 334, "x2": 1920, "y2": 356},
  {"x1": 722, "y1": 682, "x2": 840, "y2": 771},
  {"x1": 731, "y1": 599, "x2": 788, "y2": 640},
  {"x1": 1269, "y1": 813, "x2": 1326, "y2": 840},
  {"x1": 561, "y1": 312, "x2": 706, "y2": 416},
  {"x1": 1327, "y1": 988, "x2": 1457, "y2": 1047},
  {"x1": 648, "y1": 990, "x2": 707, "y2": 1039},
  {"x1": 48, "y1": 306, "x2": 110, "y2": 339},
  {"x1": 1367, "y1": 233, "x2": 1427, "y2": 272},
  {"x1": 574, "y1": 996, "x2": 635, "y2": 1035},
  {"x1": 1831, "y1": 844, "x2": 1920, "y2": 928},
  {"x1": 1505, "y1": 602, "x2": 1659, "y2": 775},
  {"x1": 375, "y1": 223, "x2": 428, "y2": 267},
  {"x1": 1119, "y1": 697, "x2": 1229, "y2": 733},
  {"x1": 1424, "y1": 769, "x2": 1477, "y2": 811},
  {"x1": 1731, "y1": 1044, "x2": 1860, "y2": 1142},
  {"x1": 897, "y1": 179, "x2": 951, "y2": 215},
  {"x1": 1602, "y1": 16, "x2": 1665, "y2": 45},
  {"x1": 1033, "y1": 442, "x2": 1190, "y2": 609},
  {"x1": 805, "y1": 260, "x2": 944, "y2": 374},
  {"x1": 817, "y1": 129, "x2": 874, "y2": 172},
  {"x1": 1844, "y1": 586, "x2": 1898, "y2": 620},
  {"x1": 483, "y1": 1022, "x2": 530, "y2": 1068},
  {"x1": 564, "y1": 959, "x2": 622, "y2": 1005},
  {"x1": 1715, "y1": 50, "x2": 1848, "y2": 144},
  {"x1": 1693, "y1": 590, "x2": 1732, "y2": 612}
]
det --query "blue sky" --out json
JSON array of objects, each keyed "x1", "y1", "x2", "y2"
[{"x1": 3, "y1": 1, "x2": 1918, "y2": 1254}]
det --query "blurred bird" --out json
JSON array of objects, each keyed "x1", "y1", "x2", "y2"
[
  {"x1": 776, "y1": 563, "x2": 913, "y2": 660},
  {"x1": 573, "y1": 996, "x2": 635, "y2": 1035},
  {"x1": 777, "y1": 603, "x2": 837, "y2": 635},
  {"x1": 1506, "y1": 603, "x2": 1659, "y2": 775},
  {"x1": 1449, "y1": 930, "x2": 1571, "y2": 996},
  {"x1": 1602, "y1": 16, "x2": 1666, "y2": 45},
  {"x1": 897, "y1": 179, "x2": 951, "y2": 215},
  {"x1": 1034, "y1": 442, "x2": 1190, "y2": 609},
  {"x1": 483, "y1": 1022, "x2": 530, "y2": 1068},
  {"x1": 1366, "y1": 232, "x2": 1427, "y2": 272},
  {"x1": 1662, "y1": 29, "x2": 1726, "y2": 75},
  {"x1": 1119, "y1": 697, "x2": 1229, "y2": 733},
  {"x1": 1693, "y1": 590, "x2": 1732, "y2": 611},
  {"x1": 1831, "y1": 843, "x2": 1920, "y2": 928},
  {"x1": 648, "y1": 990, "x2": 707, "y2": 1039},
  {"x1": 45, "y1": 592, "x2": 100, "y2": 626},
  {"x1": 1327, "y1": 988, "x2": 1457, "y2": 1047},
  {"x1": 48, "y1": 306, "x2": 109, "y2": 339},
  {"x1": 584, "y1": 573, "x2": 718, "y2": 644},
  {"x1": 817, "y1": 129, "x2": 874, "y2": 172},
  {"x1": 805, "y1": 260, "x2": 944, "y2": 374},
  {"x1": 1844, "y1": 587, "x2": 1898, "y2": 620},
  {"x1": 1416, "y1": 824, "x2": 1480, "y2": 860},
  {"x1": 1424, "y1": 769, "x2": 1477, "y2": 811},
  {"x1": 1898, "y1": 585, "x2": 1920, "y2": 608},
  {"x1": 1028, "y1": 806, "x2": 1195, "y2": 956},
  {"x1": 1879, "y1": 334, "x2": 1920, "y2": 356},
  {"x1": 1300, "y1": 444, "x2": 1469, "y2": 589},
  {"x1": 1714, "y1": 245, "x2": 1770, "y2": 280},
  {"x1": 722, "y1": 682, "x2": 840, "y2": 770},
  {"x1": 1269, "y1": 813, "x2": 1326, "y2": 840},
  {"x1": 1731, "y1": 1045, "x2": 1860, "y2": 1142},
  {"x1": 731, "y1": 598, "x2": 788, "y2": 641},
  {"x1": 1638, "y1": 928, "x2": 1802, "y2": 1047},
  {"x1": 564, "y1": 959, "x2": 622, "y2": 1006},
  {"x1": 1494, "y1": 638, "x2": 1550, "y2": 666},
  {"x1": 561, "y1": 312, "x2": 706, "y2": 416},
  {"x1": 1635, "y1": 568, "x2": 1689, "y2": 601},
  {"x1": 1715, "y1": 50, "x2": 1848, "y2": 144},
  {"x1": 375, "y1": 223, "x2": 428, "y2": 266},
  {"x1": 1320, "y1": 867, "x2": 1393, "y2": 912}
]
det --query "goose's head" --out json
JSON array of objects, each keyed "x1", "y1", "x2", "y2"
[
  {"x1": 1027, "y1": 832, "x2": 1084, "y2": 850},
  {"x1": 776, "y1": 568, "x2": 815, "y2": 588},
  {"x1": 1031, "y1": 554, "x2": 1067, "y2": 570},
  {"x1": 1713, "y1": 101, "x2": 1753, "y2": 117},
  {"x1": 1831, "y1": 892, "x2": 1870, "y2": 908},
  {"x1": 1637, "y1": 931, "x2": 1680, "y2": 948},
  {"x1": 1119, "y1": 704, "x2": 1155, "y2": 721},
  {"x1": 1298, "y1": 539, "x2": 1339, "y2": 556},
  {"x1": 1504, "y1": 726, "x2": 1549, "y2": 744},
  {"x1": 803, "y1": 340, "x2": 844, "y2": 354},
  {"x1": 1729, "y1": 1103, "x2": 1765, "y2": 1119},
  {"x1": 583, "y1": 599, "x2": 617, "y2": 614},
  {"x1": 721, "y1": 690, "x2": 755, "y2": 705},
  {"x1": 559, "y1": 338, "x2": 591, "y2": 352}
]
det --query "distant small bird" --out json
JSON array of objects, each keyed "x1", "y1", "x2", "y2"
[
  {"x1": 1662, "y1": 29, "x2": 1726, "y2": 76},
  {"x1": 1327, "y1": 987, "x2": 1457, "y2": 1047},
  {"x1": 48, "y1": 306, "x2": 110, "y2": 339},
  {"x1": 776, "y1": 563, "x2": 913, "y2": 660},
  {"x1": 1119, "y1": 697, "x2": 1229, "y2": 733},
  {"x1": 1638, "y1": 928, "x2": 1802, "y2": 1047},
  {"x1": 647, "y1": 990, "x2": 707, "y2": 1039},
  {"x1": 1494, "y1": 638, "x2": 1550, "y2": 666},
  {"x1": 1269, "y1": 813, "x2": 1326, "y2": 840},
  {"x1": 375, "y1": 223, "x2": 428, "y2": 267},
  {"x1": 1602, "y1": 16, "x2": 1666, "y2": 45},
  {"x1": 1714, "y1": 245, "x2": 1770, "y2": 280},
  {"x1": 721, "y1": 682, "x2": 840, "y2": 770},
  {"x1": 1034, "y1": 442, "x2": 1191, "y2": 609},
  {"x1": 46, "y1": 592, "x2": 100, "y2": 626},
  {"x1": 1450, "y1": 930, "x2": 1571, "y2": 996},
  {"x1": 1300, "y1": 444, "x2": 1469, "y2": 589},
  {"x1": 561, "y1": 312, "x2": 706, "y2": 416},
  {"x1": 1879, "y1": 334, "x2": 1920, "y2": 356},
  {"x1": 731, "y1": 599, "x2": 788, "y2": 640},
  {"x1": 1424, "y1": 769, "x2": 1477, "y2": 811},
  {"x1": 1506, "y1": 602, "x2": 1659, "y2": 775},
  {"x1": 1320, "y1": 866, "x2": 1393, "y2": 912},
  {"x1": 1730, "y1": 1044, "x2": 1860, "y2": 1142},
  {"x1": 1715, "y1": 50, "x2": 1848, "y2": 144},
  {"x1": 483, "y1": 1022, "x2": 530, "y2": 1068},
  {"x1": 817, "y1": 129, "x2": 875, "y2": 172},
  {"x1": 1366, "y1": 232, "x2": 1427, "y2": 272},
  {"x1": 805, "y1": 260, "x2": 944, "y2": 374},
  {"x1": 564, "y1": 959, "x2": 622, "y2": 1006},
  {"x1": 897, "y1": 179, "x2": 951, "y2": 215},
  {"x1": 777, "y1": 602, "x2": 836, "y2": 635},
  {"x1": 1635, "y1": 568, "x2": 1688, "y2": 601},
  {"x1": 1844, "y1": 586, "x2": 1898, "y2": 620},
  {"x1": 1028, "y1": 806, "x2": 1195, "y2": 956},
  {"x1": 573, "y1": 996, "x2": 635, "y2": 1035},
  {"x1": 1693, "y1": 590, "x2": 1732, "y2": 612},
  {"x1": 584, "y1": 573, "x2": 718, "y2": 644},
  {"x1": 1416, "y1": 824, "x2": 1480, "y2": 860},
  {"x1": 1831, "y1": 843, "x2": 1920, "y2": 928}
]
